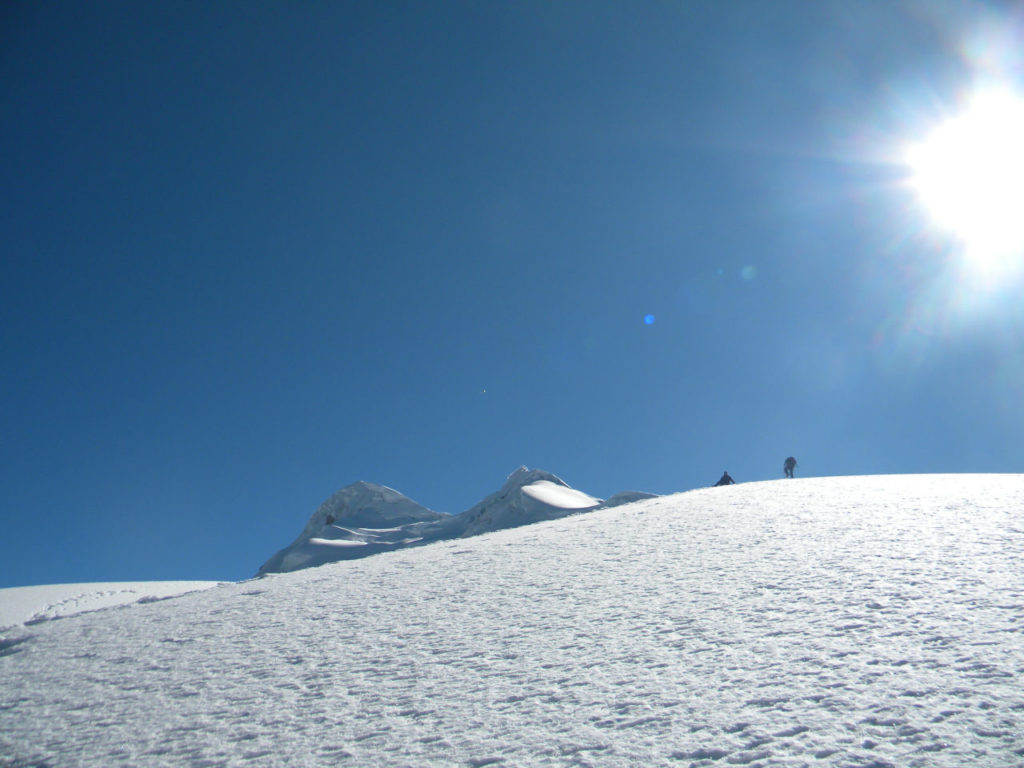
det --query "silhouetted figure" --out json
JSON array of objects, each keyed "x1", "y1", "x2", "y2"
[
  {"x1": 714, "y1": 471, "x2": 735, "y2": 487},
  {"x1": 784, "y1": 456, "x2": 797, "y2": 478}
]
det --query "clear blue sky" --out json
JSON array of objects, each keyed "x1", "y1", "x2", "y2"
[{"x1": 3, "y1": 1, "x2": 1022, "y2": 588}]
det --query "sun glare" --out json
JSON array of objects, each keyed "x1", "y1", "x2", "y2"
[{"x1": 906, "y1": 88, "x2": 1024, "y2": 280}]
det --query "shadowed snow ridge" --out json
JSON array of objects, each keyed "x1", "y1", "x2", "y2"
[
  {"x1": 458, "y1": 467, "x2": 598, "y2": 538},
  {"x1": 258, "y1": 481, "x2": 448, "y2": 574},
  {"x1": 3, "y1": 474, "x2": 1024, "y2": 767}
]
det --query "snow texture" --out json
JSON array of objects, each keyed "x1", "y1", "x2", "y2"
[{"x1": 2, "y1": 474, "x2": 1024, "y2": 767}]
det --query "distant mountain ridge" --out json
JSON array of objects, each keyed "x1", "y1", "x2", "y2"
[{"x1": 257, "y1": 467, "x2": 656, "y2": 575}]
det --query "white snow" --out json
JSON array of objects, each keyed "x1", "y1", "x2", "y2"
[
  {"x1": 2, "y1": 474, "x2": 1024, "y2": 767},
  {"x1": 521, "y1": 479, "x2": 601, "y2": 509},
  {"x1": 0, "y1": 581, "x2": 220, "y2": 629},
  {"x1": 307, "y1": 537, "x2": 367, "y2": 547},
  {"x1": 260, "y1": 467, "x2": 611, "y2": 573}
]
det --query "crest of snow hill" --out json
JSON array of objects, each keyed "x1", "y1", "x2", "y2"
[{"x1": 258, "y1": 467, "x2": 656, "y2": 575}]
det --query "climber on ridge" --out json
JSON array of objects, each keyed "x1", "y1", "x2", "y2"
[{"x1": 714, "y1": 471, "x2": 735, "y2": 487}]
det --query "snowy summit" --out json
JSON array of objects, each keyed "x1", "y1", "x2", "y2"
[
  {"x1": 2, "y1": 473, "x2": 1024, "y2": 766},
  {"x1": 257, "y1": 467, "x2": 653, "y2": 575}
]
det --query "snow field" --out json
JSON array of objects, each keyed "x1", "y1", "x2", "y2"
[
  {"x1": 1, "y1": 474, "x2": 1023, "y2": 766},
  {"x1": 0, "y1": 581, "x2": 221, "y2": 629}
]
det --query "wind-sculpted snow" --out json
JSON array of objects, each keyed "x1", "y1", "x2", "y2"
[
  {"x1": 3, "y1": 474, "x2": 1024, "y2": 766},
  {"x1": 520, "y1": 479, "x2": 601, "y2": 509}
]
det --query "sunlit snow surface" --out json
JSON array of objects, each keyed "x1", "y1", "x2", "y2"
[
  {"x1": 0, "y1": 581, "x2": 221, "y2": 629},
  {"x1": 521, "y1": 479, "x2": 601, "y2": 509},
  {"x1": 3, "y1": 475, "x2": 1024, "y2": 766}
]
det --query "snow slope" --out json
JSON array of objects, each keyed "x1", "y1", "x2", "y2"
[
  {"x1": 0, "y1": 581, "x2": 221, "y2": 629},
  {"x1": 3, "y1": 474, "x2": 1024, "y2": 766}
]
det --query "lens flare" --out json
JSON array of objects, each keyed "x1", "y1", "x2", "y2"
[{"x1": 905, "y1": 87, "x2": 1024, "y2": 283}]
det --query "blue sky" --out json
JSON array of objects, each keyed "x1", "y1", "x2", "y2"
[{"x1": 3, "y1": 1, "x2": 1023, "y2": 587}]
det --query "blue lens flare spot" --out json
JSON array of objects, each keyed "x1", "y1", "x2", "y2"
[{"x1": 644, "y1": 314, "x2": 656, "y2": 325}]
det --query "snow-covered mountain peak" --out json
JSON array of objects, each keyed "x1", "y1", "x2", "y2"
[
  {"x1": 256, "y1": 481, "x2": 447, "y2": 575},
  {"x1": 257, "y1": 467, "x2": 648, "y2": 575},
  {"x1": 457, "y1": 467, "x2": 601, "y2": 538},
  {"x1": 310, "y1": 481, "x2": 439, "y2": 527},
  {"x1": 499, "y1": 467, "x2": 605, "y2": 510},
  {"x1": 499, "y1": 466, "x2": 570, "y2": 492}
]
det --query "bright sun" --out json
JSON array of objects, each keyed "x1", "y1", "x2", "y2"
[{"x1": 905, "y1": 88, "x2": 1024, "y2": 280}]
